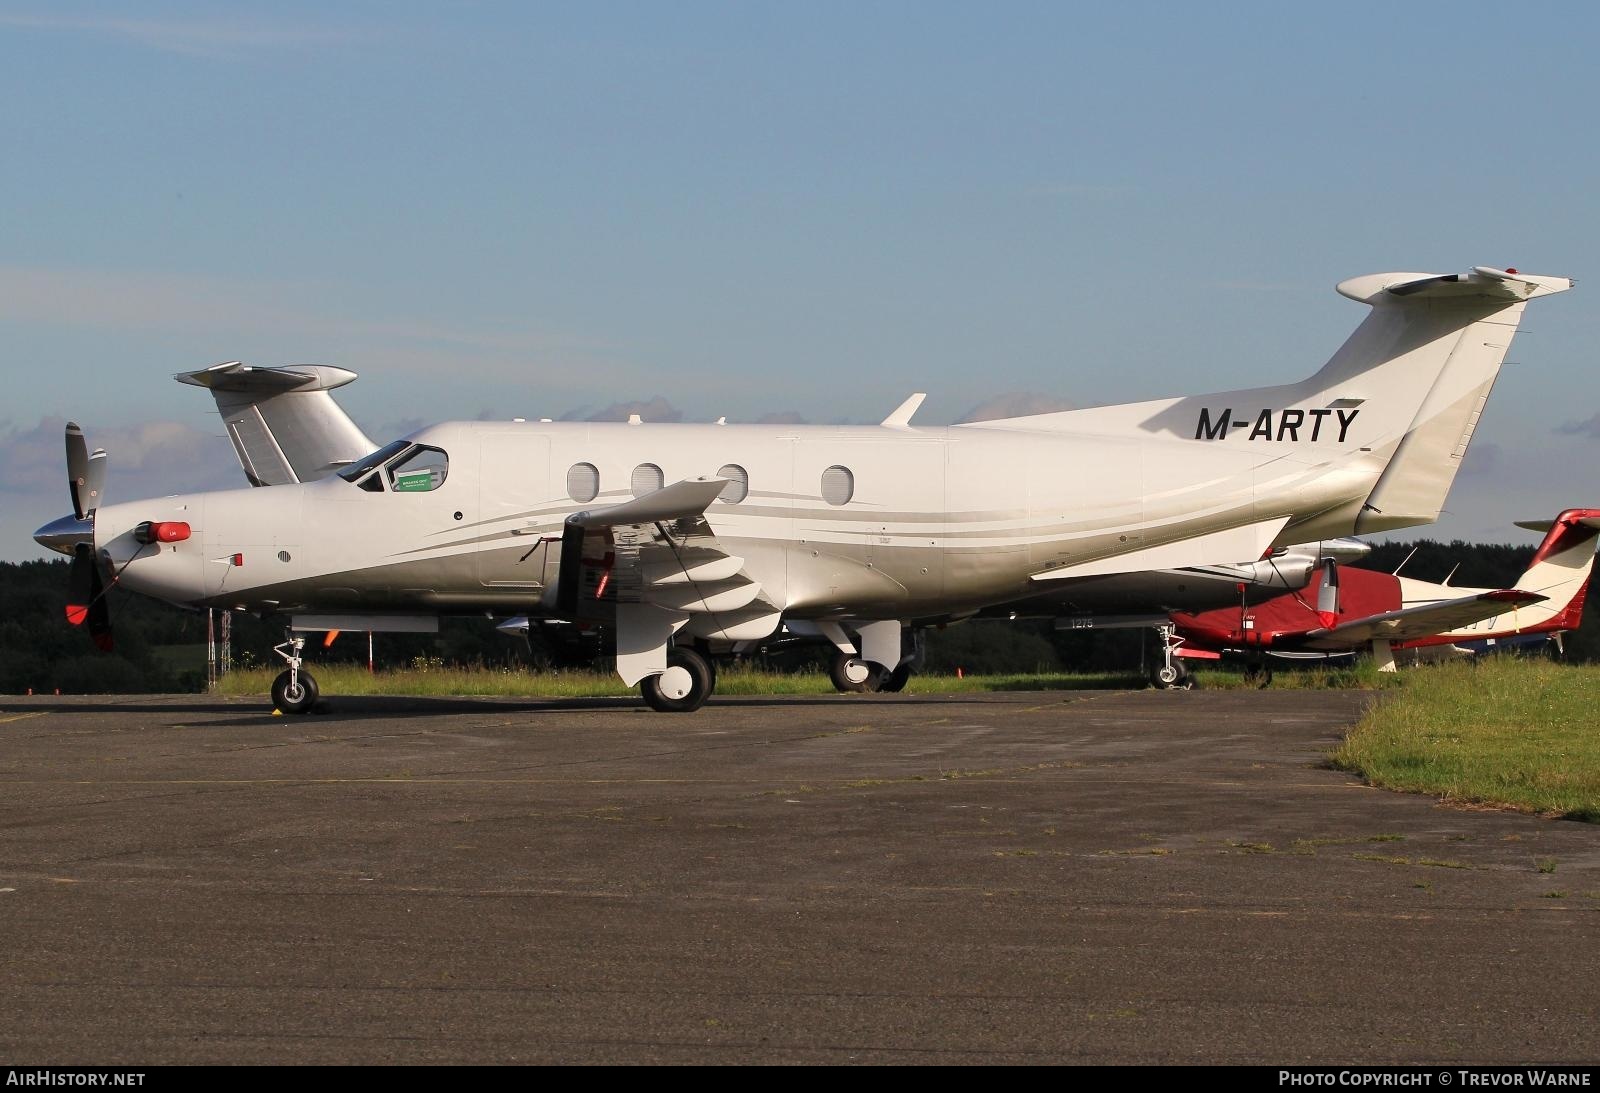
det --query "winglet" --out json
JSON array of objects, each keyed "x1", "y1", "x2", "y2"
[{"x1": 881, "y1": 393, "x2": 926, "y2": 429}]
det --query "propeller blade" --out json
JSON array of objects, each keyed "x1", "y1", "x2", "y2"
[
  {"x1": 86, "y1": 448, "x2": 107, "y2": 515},
  {"x1": 66, "y1": 543, "x2": 95, "y2": 626},
  {"x1": 65, "y1": 422, "x2": 106, "y2": 520},
  {"x1": 87, "y1": 563, "x2": 114, "y2": 653},
  {"x1": 66, "y1": 543, "x2": 115, "y2": 652}
]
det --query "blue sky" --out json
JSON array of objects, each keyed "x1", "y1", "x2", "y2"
[{"x1": 4, "y1": 2, "x2": 1599, "y2": 560}]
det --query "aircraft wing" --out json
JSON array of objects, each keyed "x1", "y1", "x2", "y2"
[
  {"x1": 1297, "y1": 589, "x2": 1546, "y2": 650},
  {"x1": 567, "y1": 476, "x2": 729, "y2": 529},
  {"x1": 556, "y1": 476, "x2": 781, "y2": 683},
  {"x1": 1030, "y1": 516, "x2": 1290, "y2": 582}
]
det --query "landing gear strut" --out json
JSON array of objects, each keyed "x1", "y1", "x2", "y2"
[
  {"x1": 1149, "y1": 623, "x2": 1195, "y2": 690},
  {"x1": 642, "y1": 646, "x2": 715, "y2": 713},
  {"x1": 271, "y1": 632, "x2": 319, "y2": 714}
]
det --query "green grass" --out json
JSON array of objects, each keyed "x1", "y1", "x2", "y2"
[
  {"x1": 214, "y1": 664, "x2": 1153, "y2": 699},
  {"x1": 1333, "y1": 659, "x2": 1600, "y2": 822},
  {"x1": 1191, "y1": 659, "x2": 1398, "y2": 691}
]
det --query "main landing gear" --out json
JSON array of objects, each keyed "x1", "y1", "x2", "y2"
[
  {"x1": 827, "y1": 650, "x2": 914, "y2": 693},
  {"x1": 641, "y1": 646, "x2": 715, "y2": 713},
  {"x1": 271, "y1": 632, "x2": 319, "y2": 714},
  {"x1": 829, "y1": 650, "x2": 882, "y2": 693}
]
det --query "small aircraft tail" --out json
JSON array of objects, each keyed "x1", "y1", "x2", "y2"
[
  {"x1": 1311, "y1": 268, "x2": 1572, "y2": 534},
  {"x1": 1505, "y1": 508, "x2": 1600, "y2": 632},
  {"x1": 976, "y1": 266, "x2": 1573, "y2": 537},
  {"x1": 176, "y1": 362, "x2": 377, "y2": 486}
]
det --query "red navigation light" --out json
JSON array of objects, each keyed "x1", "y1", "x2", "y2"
[
  {"x1": 134, "y1": 520, "x2": 191, "y2": 544},
  {"x1": 1505, "y1": 267, "x2": 1518, "y2": 275}
]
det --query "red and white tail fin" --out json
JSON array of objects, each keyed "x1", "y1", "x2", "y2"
[{"x1": 1508, "y1": 508, "x2": 1600, "y2": 631}]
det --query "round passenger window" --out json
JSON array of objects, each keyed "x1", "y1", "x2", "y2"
[
  {"x1": 567, "y1": 463, "x2": 599, "y2": 503},
  {"x1": 631, "y1": 463, "x2": 664, "y2": 497},
  {"x1": 717, "y1": 464, "x2": 748, "y2": 504},
  {"x1": 821, "y1": 465, "x2": 853, "y2": 506}
]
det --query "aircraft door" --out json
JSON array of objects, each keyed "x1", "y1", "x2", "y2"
[{"x1": 477, "y1": 435, "x2": 553, "y2": 591}]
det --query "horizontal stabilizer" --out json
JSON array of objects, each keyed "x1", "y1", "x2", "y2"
[
  {"x1": 175, "y1": 361, "x2": 361, "y2": 393},
  {"x1": 1338, "y1": 267, "x2": 1573, "y2": 304},
  {"x1": 1031, "y1": 517, "x2": 1290, "y2": 582},
  {"x1": 1517, "y1": 515, "x2": 1600, "y2": 533}
]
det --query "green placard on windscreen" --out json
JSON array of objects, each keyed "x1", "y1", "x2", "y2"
[{"x1": 393, "y1": 470, "x2": 434, "y2": 492}]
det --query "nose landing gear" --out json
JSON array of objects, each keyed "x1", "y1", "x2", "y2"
[{"x1": 271, "y1": 632, "x2": 319, "y2": 714}]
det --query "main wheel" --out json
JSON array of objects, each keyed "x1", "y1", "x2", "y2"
[
  {"x1": 828, "y1": 650, "x2": 882, "y2": 693},
  {"x1": 642, "y1": 647, "x2": 713, "y2": 712},
  {"x1": 880, "y1": 663, "x2": 913, "y2": 693},
  {"x1": 272, "y1": 669, "x2": 319, "y2": 714},
  {"x1": 1150, "y1": 661, "x2": 1192, "y2": 690}
]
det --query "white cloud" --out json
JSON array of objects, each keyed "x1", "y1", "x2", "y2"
[
  {"x1": 0, "y1": 13, "x2": 356, "y2": 58},
  {"x1": 0, "y1": 416, "x2": 241, "y2": 501}
]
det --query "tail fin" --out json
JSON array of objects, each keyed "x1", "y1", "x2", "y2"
[
  {"x1": 1324, "y1": 268, "x2": 1572, "y2": 533},
  {"x1": 176, "y1": 362, "x2": 377, "y2": 486},
  {"x1": 1508, "y1": 508, "x2": 1600, "y2": 631},
  {"x1": 974, "y1": 266, "x2": 1572, "y2": 536}
]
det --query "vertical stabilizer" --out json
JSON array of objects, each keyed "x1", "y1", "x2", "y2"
[
  {"x1": 1508, "y1": 509, "x2": 1600, "y2": 629},
  {"x1": 1328, "y1": 269, "x2": 1572, "y2": 533}
]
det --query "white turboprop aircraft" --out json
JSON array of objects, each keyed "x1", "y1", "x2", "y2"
[{"x1": 36, "y1": 266, "x2": 1572, "y2": 712}]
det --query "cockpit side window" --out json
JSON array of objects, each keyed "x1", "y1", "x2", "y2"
[
  {"x1": 387, "y1": 445, "x2": 449, "y2": 492},
  {"x1": 338, "y1": 440, "x2": 413, "y2": 490}
]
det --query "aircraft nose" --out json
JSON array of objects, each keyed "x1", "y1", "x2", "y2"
[{"x1": 34, "y1": 514, "x2": 94, "y2": 556}]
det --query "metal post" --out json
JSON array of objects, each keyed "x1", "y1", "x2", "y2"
[
  {"x1": 206, "y1": 609, "x2": 217, "y2": 693},
  {"x1": 220, "y1": 611, "x2": 232, "y2": 676}
]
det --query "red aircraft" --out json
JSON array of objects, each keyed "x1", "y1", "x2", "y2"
[{"x1": 1161, "y1": 508, "x2": 1600, "y2": 685}]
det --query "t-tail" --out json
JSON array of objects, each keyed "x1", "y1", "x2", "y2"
[
  {"x1": 176, "y1": 362, "x2": 377, "y2": 486},
  {"x1": 979, "y1": 266, "x2": 1573, "y2": 536}
]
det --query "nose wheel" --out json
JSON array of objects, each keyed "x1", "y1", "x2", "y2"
[
  {"x1": 272, "y1": 668, "x2": 320, "y2": 714},
  {"x1": 271, "y1": 632, "x2": 319, "y2": 714}
]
